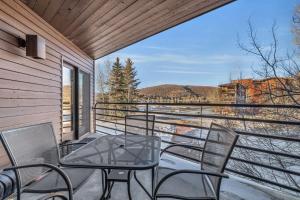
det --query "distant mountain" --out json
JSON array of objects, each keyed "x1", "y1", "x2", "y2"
[{"x1": 139, "y1": 84, "x2": 217, "y2": 99}]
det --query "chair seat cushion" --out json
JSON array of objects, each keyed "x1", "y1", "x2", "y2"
[
  {"x1": 23, "y1": 168, "x2": 94, "y2": 193},
  {"x1": 157, "y1": 154, "x2": 215, "y2": 199},
  {"x1": 156, "y1": 166, "x2": 216, "y2": 199}
]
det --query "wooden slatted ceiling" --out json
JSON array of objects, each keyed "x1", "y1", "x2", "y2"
[{"x1": 20, "y1": 0, "x2": 234, "y2": 59}]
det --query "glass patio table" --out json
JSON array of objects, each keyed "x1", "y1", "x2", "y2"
[{"x1": 60, "y1": 135, "x2": 161, "y2": 199}]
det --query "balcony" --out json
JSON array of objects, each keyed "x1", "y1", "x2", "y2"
[
  {"x1": 0, "y1": 0, "x2": 299, "y2": 199},
  {"x1": 86, "y1": 102, "x2": 300, "y2": 200}
]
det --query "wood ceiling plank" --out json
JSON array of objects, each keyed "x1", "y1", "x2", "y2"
[
  {"x1": 92, "y1": 0, "x2": 231, "y2": 58},
  {"x1": 62, "y1": 0, "x2": 111, "y2": 36},
  {"x1": 49, "y1": 0, "x2": 81, "y2": 32},
  {"x1": 94, "y1": 2, "x2": 223, "y2": 57},
  {"x1": 81, "y1": 0, "x2": 177, "y2": 51},
  {"x1": 22, "y1": 0, "x2": 37, "y2": 9},
  {"x1": 93, "y1": 0, "x2": 210, "y2": 50},
  {"x1": 32, "y1": 0, "x2": 51, "y2": 16},
  {"x1": 57, "y1": 0, "x2": 94, "y2": 32},
  {"x1": 69, "y1": 0, "x2": 138, "y2": 43},
  {"x1": 67, "y1": 0, "x2": 120, "y2": 39},
  {"x1": 50, "y1": 0, "x2": 94, "y2": 33},
  {"x1": 85, "y1": 0, "x2": 195, "y2": 54},
  {"x1": 42, "y1": 0, "x2": 65, "y2": 22},
  {"x1": 77, "y1": 0, "x2": 165, "y2": 48}
]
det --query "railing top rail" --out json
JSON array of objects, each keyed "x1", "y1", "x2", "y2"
[{"x1": 94, "y1": 102, "x2": 300, "y2": 109}]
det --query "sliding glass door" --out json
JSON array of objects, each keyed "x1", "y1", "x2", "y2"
[{"x1": 62, "y1": 63, "x2": 90, "y2": 141}]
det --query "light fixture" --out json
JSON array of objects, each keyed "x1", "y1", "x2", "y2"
[{"x1": 17, "y1": 34, "x2": 46, "y2": 59}]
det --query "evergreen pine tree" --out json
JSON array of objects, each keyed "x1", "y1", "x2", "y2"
[
  {"x1": 108, "y1": 57, "x2": 125, "y2": 102},
  {"x1": 123, "y1": 58, "x2": 140, "y2": 102}
]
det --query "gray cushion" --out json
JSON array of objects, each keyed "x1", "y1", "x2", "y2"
[
  {"x1": 0, "y1": 170, "x2": 16, "y2": 199},
  {"x1": 23, "y1": 168, "x2": 94, "y2": 193},
  {"x1": 156, "y1": 166, "x2": 215, "y2": 199},
  {"x1": 0, "y1": 182, "x2": 4, "y2": 200}
]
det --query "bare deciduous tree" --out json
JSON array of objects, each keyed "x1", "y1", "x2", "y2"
[
  {"x1": 293, "y1": 4, "x2": 300, "y2": 48},
  {"x1": 238, "y1": 20, "x2": 300, "y2": 105},
  {"x1": 230, "y1": 19, "x2": 300, "y2": 192},
  {"x1": 97, "y1": 60, "x2": 111, "y2": 102}
]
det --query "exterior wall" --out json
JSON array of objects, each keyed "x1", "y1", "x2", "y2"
[
  {"x1": 218, "y1": 83, "x2": 246, "y2": 104},
  {"x1": 0, "y1": 1, "x2": 94, "y2": 166},
  {"x1": 232, "y1": 78, "x2": 291, "y2": 103}
]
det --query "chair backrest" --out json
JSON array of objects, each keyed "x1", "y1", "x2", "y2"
[
  {"x1": 201, "y1": 123, "x2": 239, "y2": 198},
  {"x1": 125, "y1": 115, "x2": 155, "y2": 136},
  {"x1": 0, "y1": 123, "x2": 60, "y2": 187}
]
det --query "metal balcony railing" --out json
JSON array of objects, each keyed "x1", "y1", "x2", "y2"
[{"x1": 93, "y1": 102, "x2": 300, "y2": 195}]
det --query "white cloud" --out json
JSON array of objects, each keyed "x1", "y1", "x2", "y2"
[
  {"x1": 145, "y1": 46, "x2": 179, "y2": 51},
  {"x1": 106, "y1": 52, "x2": 255, "y2": 66},
  {"x1": 155, "y1": 70, "x2": 212, "y2": 74}
]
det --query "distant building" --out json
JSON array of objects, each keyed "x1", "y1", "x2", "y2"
[
  {"x1": 218, "y1": 83, "x2": 246, "y2": 104},
  {"x1": 220, "y1": 77, "x2": 292, "y2": 104}
]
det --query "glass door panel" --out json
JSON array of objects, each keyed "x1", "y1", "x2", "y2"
[
  {"x1": 78, "y1": 71, "x2": 90, "y2": 137},
  {"x1": 62, "y1": 65, "x2": 75, "y2": 141}
]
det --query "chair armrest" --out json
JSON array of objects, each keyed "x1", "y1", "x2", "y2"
[
  {"x1": 40, "y1": 194, "x2": 68, "y2": 200},
  {"x1": 60, "y1": 142, "x2": 88, "y2": 147},
  {"x1": 160, "y1": 144, "x2": 202, "y2": 156},
  {"x1": 4, "y1": 163, "x2": 73, "y2": 200},
  {"x1": 154, "y1": 169, "x2": 228, "y2": 198}
]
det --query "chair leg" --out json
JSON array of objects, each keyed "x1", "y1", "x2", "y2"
[
  {"x1": 105, "y1": 181, "x2": 114, "y2": 199},
  {"x1": 151, "y1": 168, "x2": 155, "y2": 197},
  {"x1": 100, "y1": 170, "x2": 108, "y2": 200},
  {"x1": 127, "y1": 170, "x2": 132, "y2": 200},
  {"x1": 102, "y1": 171, "x2": 105, "y2": 193}
]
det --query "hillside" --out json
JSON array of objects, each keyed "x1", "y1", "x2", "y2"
[{"x1": 139, "y1": 84, "x2": 217, "y2": 99}]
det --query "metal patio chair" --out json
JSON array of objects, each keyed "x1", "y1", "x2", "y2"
[
  {"x1": 125, "y1": 115, "x2": 155, "y2": 136},
  {"x1": 154, "y1": 123, "x2": 239, "y2": 200},
  {"x1": 105, "y1": 115, "x2": 155, "y2": 199},
  {"x1": 0, "y1": 122, "x2": 103, "y2": 200}
]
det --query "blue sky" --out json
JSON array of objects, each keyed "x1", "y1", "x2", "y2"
[{"x1": 95, "y1": 0, "x2": 299, "y2": 89}]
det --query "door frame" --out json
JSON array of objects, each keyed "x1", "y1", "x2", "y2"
[
  {"x1": 62, "y1": 59, "x2": 91, "y2": 141},
  {"x1": 62, "y1": 61, "x2": 76, "y2": 141}
]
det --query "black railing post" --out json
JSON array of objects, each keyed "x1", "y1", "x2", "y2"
[
  {"x1": 146, "y1": 103, "x2": 149, "y2": 136},
  {"x1": 93, "y1": 103, "x2": 97, "y2": 133},
  {"x1": 200, "y1": 106, "x2": 203, "y2": 139}
]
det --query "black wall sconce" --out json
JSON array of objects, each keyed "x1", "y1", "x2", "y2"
[{"x1": 17, "y1": 35, "x2": 46, "y2": 59}]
